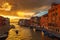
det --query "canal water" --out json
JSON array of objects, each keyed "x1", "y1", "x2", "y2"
[{"x1": 5, "y1": 23, "x2": 58, "y2": 40}]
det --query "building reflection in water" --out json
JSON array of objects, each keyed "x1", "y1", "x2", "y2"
[{"x1": 6, "y1": 23, "x2": 58, "y2": 40}]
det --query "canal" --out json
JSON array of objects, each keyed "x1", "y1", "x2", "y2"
[{"x1": 4, "y1": 23, "x2": 59, "y2": 40}]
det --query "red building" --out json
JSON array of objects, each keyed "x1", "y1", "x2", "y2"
[
  {"x1": 40, "y1": 3, "x2": 60, "y2": 38},
  {"x1": 40, "y1": 14, "x2": 48, "y2": 29}
]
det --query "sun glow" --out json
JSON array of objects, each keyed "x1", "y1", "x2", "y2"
[{"x1": 17, "y1": 11, "x2": 25, "y2": 17}]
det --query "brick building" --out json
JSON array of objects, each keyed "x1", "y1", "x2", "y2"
[{"x1": 40, "y1": 3, "x2": 60, "y2": 38}]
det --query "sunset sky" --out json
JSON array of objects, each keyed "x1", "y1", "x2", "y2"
[{"x1": 0, "y1": 0, "x2": 60, "y2": 18}]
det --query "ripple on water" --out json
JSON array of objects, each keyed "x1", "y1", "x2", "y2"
[{"x1": 6, "y1": 26, "x2": 32, "y2": 40}]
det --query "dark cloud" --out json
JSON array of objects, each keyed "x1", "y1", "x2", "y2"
[
  {"x1": 7, "y1": 0, "x2": 53, "y2": 11},
  {"x1": 0, "y1": 0, "x2": 60, "y2": 11}
]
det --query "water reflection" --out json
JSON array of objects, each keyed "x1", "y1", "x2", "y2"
[
  {"x1": 6, "y1": 23, "x2": 32, "y2": 40},
  {"x1": 6, "y1": 23, "x2": 58, "y2": 40}
]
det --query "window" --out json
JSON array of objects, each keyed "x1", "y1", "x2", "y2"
[
  {"x1": 52, "y1": 9, "x2": 54, "y2": 11},
  {"x1": 57, "y1": 29, "x2": 59, "y2": 32},
  {"x1": 56, "y1": 29, "x2": 59, "y2": 32},
  {"x1": 52, "y1": 17, "x2": 56, "y2": 21},
  {"x1": 48, "y1": 23, "x2": 56, "y2": 27},
  {"x1": 55, "y1": 13, "x2": 58, "y2": 16},
  {"x1": 56, "y1": 8, "x2": 57, "y2": 10},
  {"x1": 53, "y1": 12, "x2": 58, "y2": 16},
  {"x1": 48, "y1": 23, "x2": 52, "y2": 26}
]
